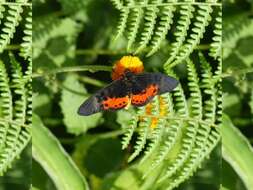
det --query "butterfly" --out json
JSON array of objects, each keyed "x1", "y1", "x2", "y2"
[{"x1": 78, "y1": 70, "x2": 178, "y2": 116}]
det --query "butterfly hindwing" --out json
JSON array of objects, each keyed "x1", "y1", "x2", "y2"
[
  {"x1": 78, "y1": 79, "x2": 130, "y2": 116},
  {"x1": 130, "y1": 73, "x2": 178, "y2": 107}
]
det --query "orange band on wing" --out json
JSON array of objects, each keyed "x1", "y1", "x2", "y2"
[
  {"x1": 131, "y1": 85, "x2": 158, "y2": 105},
  {"x1": 102, "y1": 96, "x2": 130, "y2": 110}
]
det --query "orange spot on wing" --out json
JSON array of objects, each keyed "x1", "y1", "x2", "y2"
[
  {"x1": 131, "y1": 85, "x2": 158, "y2": 105},
  {"x1": 102, "y1": 96, "x2": 130, "y2": 110}
]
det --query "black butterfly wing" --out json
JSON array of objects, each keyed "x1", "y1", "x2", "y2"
[
  {"x1": 130, "y1": 72, "x2": 178, "y2": 107},
  {"x1": 78, "y1": 79, "x2": 130, "y2": 116}
]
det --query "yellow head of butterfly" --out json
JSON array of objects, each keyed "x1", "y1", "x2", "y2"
[{"x1": 112, "y1": 55, "x2": 144, "y2": 80}]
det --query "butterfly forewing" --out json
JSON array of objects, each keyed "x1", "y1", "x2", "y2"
[
  {"x1": 78, "y1": 79, "x2": 130, "y2": 116},
  {"x1": 130, "y1": 73, "x2": 178, "y2": 106}
]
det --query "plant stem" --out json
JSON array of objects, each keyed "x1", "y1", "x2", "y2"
[
  {"x1": 5, "y1": 44, "x2": 22, "y2": 50},
  {"x1": 78, "y1": 76, "x2": 107, "y2": 87},
  {"x1": 94, "y1": 129, "x2": 124, "y2": 139},
  {"x1": 0, "y1": 2, "x2": 31, "y2": 6},
  {"x1": 121, "y1": 2, "x2": 221, "y2": 9},
  {"x1": 140, "y1": 114, "x2": 219, "y2": 128},
  {"x1": 221, "y1": 67, "x2": 253, "y2": 78},
  {"x1": 76, "y1": 49, "x2": 127, "y2": 55},
  {"x1": 0, "y1": 118, "x2": 29, "y2": 128},
  {"x1": 59, "y1": 130, "x2": 124, "y2": 144},
  {"x1": 76, "y1": 44, "x2": 211, "y2": 56},
  {"x1": 33, "y1": 65, "x2": 112, "y2": 78}
]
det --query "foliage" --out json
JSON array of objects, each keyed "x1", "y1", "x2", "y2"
[
  {"x1": 222, "y1": 0, "x2": 253, "y2": 189},
  {"x1": 0, "y1": 0, "x2": 247, "y2": 189},
  {"x1": 111, "y1": 0, "x2": 222, "y2": 66},
  {"x1": 0, "y1": 0, "x2": 32, "y2": 187},
  {"x1": 0, "y1": 54, "x2": 31, "y2": 175},
  {"x1": 31, "y1": 0, "x2": 225, "y2": 190},
  {"x1": 32, "y1": 114, "x2": 89, "y2": 190},
  {"x1": 0, "y1": 0, "x2": 32, "y2": 59},
  {"x1": 222, "y1": 114, "x2": 253, "y2": 190}
]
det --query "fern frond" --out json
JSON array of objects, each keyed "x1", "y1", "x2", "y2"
[
  {"x1": 119, "y1": 52, "x2": 221, "y2": 188},
  {"x1": 25, "y1": 82, "x2": 32, "y2": 124},
  {"x1": 0, "y1": 0, "x2": 28, "y2": 52},
  {"x1": 144, "y1": 120, "x2": 181, "y2": 177},
  {"x1": 165, "y1": 4, "x2": 194, "y2": 66},
  {"x1": 140, "y1": 118, "x2": 165, "y2": 164},
  {"x1": 186, "y1": 59, "x2": 202, "y2": 118},
  {"x1": 10, "y1": 54, "x2": 27, "y2": 124},
  {"x1": 0, "y1": 55, "x2": 31, "y2": 175},
  {"x1": 209, "y1": 9, "x2": 221, "y2": 59},
  {"x1": 223, "y1": 12, "x2": 253, "y2": 59},
  {"x1": 0, "y1": 5, "x2": 5, "y2": 22},
  {"x1": 121, "y1": 115, "x2": 138, "y2": 149},
  {"x1": 162, "y1": 128, "x2": 220, "y2": 190},
  {"x1": 147, "y1": 5, "x2": 175, "y2": 56},
  {"x1": 111, "y1": 0, "x2": 123, "y2": 9},
  {"x1": 215, "y1": 83, "x2": 222, "y2": 124},
  {"x1": 173, "y1": 83, "x2": 188, "y2": 116},
  {"x1": 126, "y1": 7, "x2": 144, "y2": 51},
  {"x1": 140, "y1": 95, "x2": 173, "y2": 164},
  {"x1": 157, "y1": 59, "x2": 203, "y2": 181},
  {"x1": 143, "y1": 80, "x2": 189, "y2": 176},
  {"x1": 168, "y1": 5, "x2": 213, "y2": 67},
  {"x1": 33, "y1": 14, "x2": 62, "y2": 47},
  {"x1": 0, "y1": 61, "x2": 12, "y2": 148},
  {"x1": 199, "y1": 53, "x2": 217, "y2": 123},
  {"x1": 128, "y1": 116, "x2": 151, "y2": 162},
  {"x1": 114, "y1": 8, "x2": 130, "y2": 41},
  {"x1": 57, "y1": 0, "x2": 85, "y2": 14},
  {"x1": 112, "y1": 0, "x2": 220, "y2": 60},
  {"x1": 20, "y1": 9, "x2": 32, "y2": 60},
  {"x1": 135, "y1": 5, "x2": 159, "y2": 53},
  {"x1": 159, "y1": 54, "x2": 220, "y2": 187}
]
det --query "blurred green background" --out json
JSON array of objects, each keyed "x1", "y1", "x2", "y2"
[{"x1": 0, "y1": 0, "x2": 253, "y2": 189}]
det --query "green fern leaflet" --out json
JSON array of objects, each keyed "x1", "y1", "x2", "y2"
[{"x1": 111, "y1": 0, "x2": 222, "y2": 67}]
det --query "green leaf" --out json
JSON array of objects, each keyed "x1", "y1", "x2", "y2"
[
  {"x1": 33, "y1": 17, "x2": 81, "y2": 64},
  {"x1": 31, "y1": 187, "x2": 41, "y2": 190},
  {"x1": 60, "y1": 74, "x2": 102, "y2": 135},
  {"x1": 250, "y1": 88, "x2": 253, "y2": 116},
  {"x1": 32, "y1": 159, "x2": 56, "y2": 190},
  {"x1": 32, "y1": 114, "x2": 89, "y2": 190},
  {"x1": 100, "y1": 168, "x2": 141, "y2": 190},
  {"x1": 221, "y1": 114, "x2": 253, "y2": 190},
  {"x1": 84, "y1": 138, "x2": 124, "y2": 178}
]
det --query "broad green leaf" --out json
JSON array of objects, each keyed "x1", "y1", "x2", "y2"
[
  {"x1": 100, "y1": 168, "x2": 141, "y2": 190},
  {"x1": 221, "y1": 114, "x2": 253, "y2": 190},
  {"x1": 222, "y1": 159, "x2": 246, "y2": 190},
  {"x1": 31, "y1": 187, "x2": 41, "y2": 190},
  {"x1": 60, "y1": 74, "x2": 102, "y2": 135},
  {"x1": 220, "y1": 185, "x2": 230, "y2": 190},
  {"x1": 32, "y1": 159, "x2": 56, "y2": 190},
  {"x1": 33, "y1": 17, "x2": 81, "y2": 60},
  {"x1": 84, "y1": 138, "x2": 124, "y2": 177},
  {"x1": 33, "y1": 94, "x2": 52, "y2": 117},
  {"x1": 250, "y1": 87, "x2": 253, "y2": 115},
  {"x1": 32, "y1": 114, "x2": 89, "y2": 190}
]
